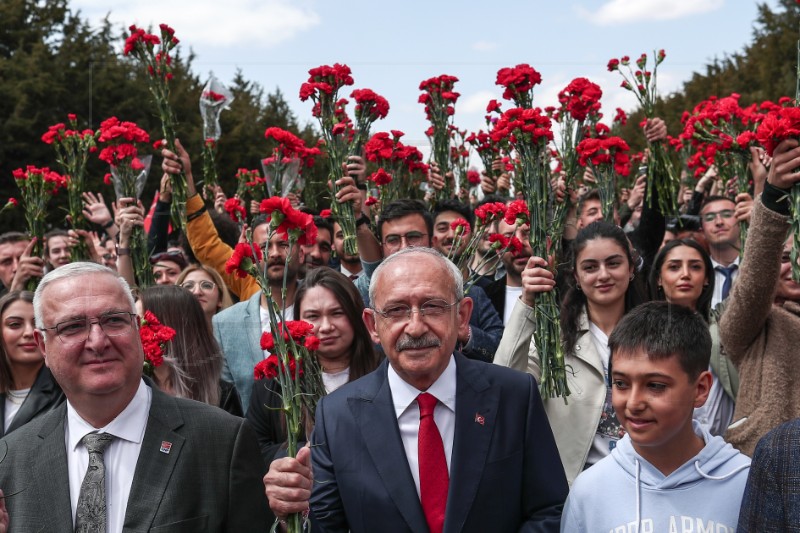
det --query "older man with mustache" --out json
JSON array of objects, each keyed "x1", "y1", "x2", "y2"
[{"x1": 307, "y1": 247, "x2": 568, "y2": 532}]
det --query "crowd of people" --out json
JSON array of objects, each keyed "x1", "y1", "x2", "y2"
[{"x1": 0, "y1": 118, "x2": 799, "y2": 532}]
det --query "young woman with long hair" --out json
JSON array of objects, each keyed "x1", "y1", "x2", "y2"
[
  {"x1": 138, "y1": 284, "x2": 242, "y2": 416},
  {"x1": 247, "y1": 267, "x2": 380, "y2": 466},
  {"x1": 0, "y1": 291, "x2": 64, "y2": 436},
  {"x1": 649, "y1": 239, "x2": 737, "y2": 436},
  {"x1": 494, "y1": 221, "x2": 646, "y2": 483}
]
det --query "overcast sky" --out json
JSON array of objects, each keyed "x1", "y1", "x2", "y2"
[{"x1": 71, "y1": 0, "x2": 777, "y2": 155}]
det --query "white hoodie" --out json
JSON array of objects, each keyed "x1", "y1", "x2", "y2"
[{"x1": 561, "y1": 421, "x2": 750, "y2": 533}]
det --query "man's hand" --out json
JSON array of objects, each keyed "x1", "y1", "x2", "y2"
[
  {"x1": 427, "y1": 162, "x2": 446, "y2": 192},
  {"x1": 695, "y1": 166, "x2": 718, "y2": 193},
  {"x1": 159, "y1": 173, "x2": 173, "y2": 203},
  {"x1": 82, "y1": 192, "x2": 113, "y2": 227},
  {"x1": 161, "y1": 138, "x2": 194, "y2": 195},
  {"x1": 520, "y1": 256, "x2": 556, "y2": 307},
  {"x1": 345, "y1": 155, "x2": 367, "y2": 184},
  {"x1": 734, "y1": 192, "x2": 754, "y2": 223},
  {"x1": 627, "y1": 174, "x2": 647, "y2": 210},
  {"x1": 9, "y1": 238, "x2": 44, "y2": 291},
  {"x1": 767, "y1": 139, "x2": 800, "y2": 190},
  {"x1": 114, "y1": 198, "x2": 145, "y2": 246},
  {"x1": 264, "y1": 446, "x2": 313, "y2": 522},
  {"x1": 480, "y1": 172, "x2": 497, "y2": 195},
  {"x1": 334, "y1": 175, "x2": 363, "y2": 215},
  {"x1": 643, "y1": 117, "x2": 667, "y2": 143}
]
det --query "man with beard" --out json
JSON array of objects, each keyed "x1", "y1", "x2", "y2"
[
  {"x1": 162, "y1": 141, "x2": 312, "y2": 412},
  {"x1": 211, "y1": 214, "x2": 305, "y2": 413},
  {"x1": 334, "y1": 220, "x2": 363, "y2": 279},
  {"x1": 484, "y1": 219, "x2": 533, "y2": 325},
  {"x1": 300, "y1": 215, "x2": 333, "y2": 274},
  {"x1": 0, "y1": 232, "x2": 30, "y2": 297}
]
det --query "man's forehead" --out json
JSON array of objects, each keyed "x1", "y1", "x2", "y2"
[
  {"x1": 317, "y1": 228, "x2": 332, "y2": 244},
  {"x1": 434, "y1": 210, "x2": 463, "y2": 224},
  {"x1": 382, "y1": 214, "x2": 427, "y2": 235},
  {"x1": 701, "y1": 199, "x2": 734, "y2": 213}
]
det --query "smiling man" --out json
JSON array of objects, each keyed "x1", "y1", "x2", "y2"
[
  {"x1": 310, "y1": 248, "x2": 567, "y2": 532},
  {"x1": 700, "y1": 196, "x2": 741, "y2": 307},
  {"x1": 0, "y1": 262, "x2": 268, "y2": 532}
]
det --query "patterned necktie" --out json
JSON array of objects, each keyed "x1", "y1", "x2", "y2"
[
  {"x1": 417, "y1": 393, "x2": 448, "y2": 533},
  {"x1": 716, "y1": 264, "x2": 738, "y2": 301},
  {"x1": 75, "y1": 432, "x2": 114, "y2": 533}
]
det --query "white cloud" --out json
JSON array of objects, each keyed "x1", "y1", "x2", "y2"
[
  {"x1": 73, "y1": 0, "x2": 320, "y2": 47},
  {"x1": 576, "y1": 0, "x2": 723, "y2": 25},
  {"x1": 472, "y1": 40, "x2": 498, "y2": 52},
  {"x1": 459, "y1": 90, "x2": 498, "y2": 114}
]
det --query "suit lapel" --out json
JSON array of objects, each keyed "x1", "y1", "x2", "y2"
[
  {"x1": 6, "y1": 367, "x2": 63, "y2": 435},
  {"x1": 122, "y1": 387, "x2": 186, "y2": 531},
  {"x1": 30, "y1": 405, "x2": 74, "y2": 531},
  {"x1": 349, "y1": 363, "x2": 428, "y2": 533},
  {"x1": 444, "y1": 355, "x2": 499, "y2": 533},
  {"x1": 245, "y1": 292, "x2": 265, "y2": 365}
]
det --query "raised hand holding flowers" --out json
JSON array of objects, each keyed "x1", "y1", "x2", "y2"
[
  {"x1": 419, "y1": 74, "x2": 460, "y2": 203},
  {"x1": 300, "y1": 63, "x2": 359, "y2": 256},
  {"x1": 124, "y1": 23, "x2": 187, "y2": 231},
  {"x1": 98, "y1": 116, "x2": 154, "y2": 287},
  {"x1": 42, "y1": 114, "x2": 98, "y2": 261},
  {"x1": 608, "y1": 50, "x2": 677, "y2": 214},
  {"x1": 11, "y1": 166, "x2": 67, "y2": 290},
  {"x1": 576, "y1": 136, "x2": 632, "y2": 224}
]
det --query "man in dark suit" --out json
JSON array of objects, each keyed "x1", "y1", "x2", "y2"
[
  {"x1": 0, "y1": 262, "x2": 268, "y2": 532},
  {"x1": 738, "y1": 418, "x2": 800, "y2": 531},
  {"x1": 310, "y1": 247, "x2": 567, "y2": 532}
]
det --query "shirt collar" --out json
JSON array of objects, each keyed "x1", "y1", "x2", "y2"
[
  {"x1": 710, "y1": 255, "x2": 740, "y2": 269},
  {"x1": 387, "y1": 354, "x2": 457, "y2": 419},
  {"x1": 67, "y1": 379, "x2": 151, "y2": 451}
]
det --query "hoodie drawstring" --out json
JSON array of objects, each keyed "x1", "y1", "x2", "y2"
[
  {"x1": 634, "y1": 458, "x2": 641, "y2": 532},
  {"x1": 693, "y1": 460, "x2": 750, "y2": 480}
]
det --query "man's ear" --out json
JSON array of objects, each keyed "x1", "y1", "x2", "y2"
[
  {"x1": 457, "y1": 296, "x2": 473, "y2": 340},
  {"x1": 33, "y1": 330, "x2": 50, "y2": 367},
  {"x1": 362, "y1": 309, "x2": 382, "y2": 345}
]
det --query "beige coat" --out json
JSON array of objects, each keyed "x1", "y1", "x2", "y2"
[
  {"x1": 720, "y1": 197, "x2": 800, "y2": 456},
  {"x1": 495, "y1": 302, "x2": 605, "y2": 484}
]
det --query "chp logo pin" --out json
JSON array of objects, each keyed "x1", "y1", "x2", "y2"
[{"x1": 160, "y1": 441, "x2": 173, "y2": 454}]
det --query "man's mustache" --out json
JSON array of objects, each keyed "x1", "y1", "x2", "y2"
[{"x1": 396, "y1": 334, "x2": 441, "y2": 352}]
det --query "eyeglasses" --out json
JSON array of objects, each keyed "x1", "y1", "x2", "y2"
[
  {"x1": 701, "y1": 209, "x2": 734, "y2": 222},
  {"x1": 373, "y1": 299, "x2": 457, "y2": 321},
  {"x1": 181, "y1": 280, "x2": 216, "y2": 292},
  {"x1": 41, "y1": 312, "x2": 137, "y2": 345},
  {"x1": 383, "y1": 231, "x2": 426, "y2": 249}
]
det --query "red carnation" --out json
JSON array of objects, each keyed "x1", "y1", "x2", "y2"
[{"x1": 225, "y1": 242, "x2": 263, "y2": 279}]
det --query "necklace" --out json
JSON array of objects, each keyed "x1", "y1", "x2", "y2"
[{"x1": 6, "y1": 389, "x2": 30, "y2": 405}]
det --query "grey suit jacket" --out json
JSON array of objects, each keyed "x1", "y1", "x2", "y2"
[
  {"x1": 213, "y1": 291, "x2": 263, "y2": 414},
  {"x1": 0, "y1": 383, "x2": 269, "y2": 532}
]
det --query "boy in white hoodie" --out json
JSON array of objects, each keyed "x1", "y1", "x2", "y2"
[{"x1": 562, "y1": 301, "x2": 750, "y2": 533}]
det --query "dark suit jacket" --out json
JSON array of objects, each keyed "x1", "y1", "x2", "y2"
[
  {"x1": 310, "y1": 354, "x2": 568, "y2": 533},
  {"x1": 738, "y1": 418, "x2": 800, "y2": 532},
  {"x1": 0, "y1": 366, "x2": 64, "y2": 437},
  {"x1": 484, "y1": 275, "x2": 507, "y2": 321},
  {"x1": 0, "y1": 383, "x2": 269, "y2": 532}
]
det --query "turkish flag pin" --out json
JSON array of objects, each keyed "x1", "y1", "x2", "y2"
[
  {"x1": 160, "y1": 441, "x2": 173, "y2": 454},
  {"x1": 474, "y1": 413, "x2": 485, "y2": 425}
]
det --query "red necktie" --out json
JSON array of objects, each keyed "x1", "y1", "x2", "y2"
[{"x1": 417, "y1": 392, "x2": 448, "y2": 533}]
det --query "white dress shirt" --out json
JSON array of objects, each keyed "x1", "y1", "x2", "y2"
[
  {"x1": 710, "y1": 256, "x2": 740, "y2": 308},
  {"x1": 388, "y1": 355, "x2": 457, "y2": 497},
  {"x1": 66, "y1": 379, "x2": 152, "y2": 533}
]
